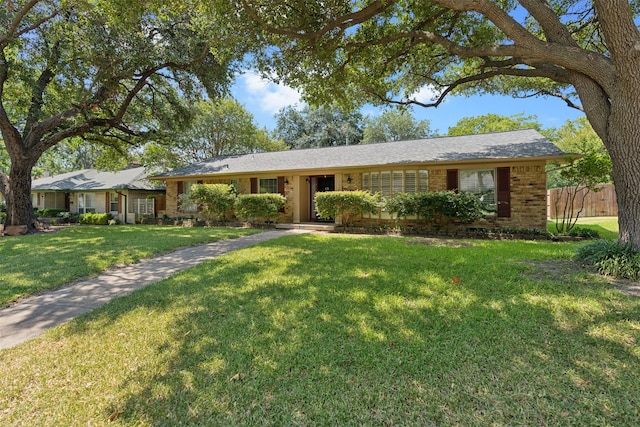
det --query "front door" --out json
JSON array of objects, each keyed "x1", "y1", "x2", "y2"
[{"x1": 310, "y1": 175, "x2": 335, "y2": 221}]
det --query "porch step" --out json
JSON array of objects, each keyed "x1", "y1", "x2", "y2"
[{"x1": 276, "y1": 223, "x2": 336, "y2": 232}]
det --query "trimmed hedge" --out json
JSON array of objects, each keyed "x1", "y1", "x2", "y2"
[
  {"x1": 186, "y1": 183, "x2": 237, "y2": 220},
  {"x1": 315, "y1": 191, "x2": 379, "y2": 225},
  {"x1": 385, "y1": 191, "x2": 484, "y2": 224},
  {"x1": 234, "y1": 194, "x2": 286, "y2": 223},
  {"x1": 79, "y1": 212, "x2": 114, "y2": 225}
]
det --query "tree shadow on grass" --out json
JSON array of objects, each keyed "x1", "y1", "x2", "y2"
[{"x1": 58, "y1": 234, "x2": 640, "y2": 425}]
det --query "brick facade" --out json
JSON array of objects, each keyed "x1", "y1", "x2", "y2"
[{"x1": 161, "y1": 160, "x2": 549, "y2": 230}]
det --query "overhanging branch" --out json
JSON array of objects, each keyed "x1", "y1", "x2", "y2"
[{"x1": 368, "y1": 66, "x2": 572, "y2": 108}]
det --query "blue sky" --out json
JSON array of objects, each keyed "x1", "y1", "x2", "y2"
[{"x1": 231, "y1": 71, "x2": 584, "y2": 135}]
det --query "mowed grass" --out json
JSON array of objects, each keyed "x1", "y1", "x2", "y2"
[
  {"x1": 1, "y1": 233, "x2": 639, "y2": 426},
  {"x1": 549, "y1": 216, "x2": 619, "y2": 240},
  {"x1": 0, "y1": 225, "x2": 259, "y2": 307}
]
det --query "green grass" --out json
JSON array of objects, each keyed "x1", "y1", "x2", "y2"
[
  {"x1": 1, "y1": 233, "x2": 639, "y2": 426},
  {"x1": 0, "y1": 225, "x2": 259, "y2": 307},
  {"x1": 548, "y1": 216, "x2": 619, "y2": 240}
]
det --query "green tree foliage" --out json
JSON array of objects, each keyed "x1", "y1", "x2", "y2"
[
  {"x1": 362, "y1": 109, "x2": 434, "y2": 143},
  {"x1": 547, "y1": 117, "x2": 612, "y2": 233},
  {"x1": 240, "y1": 0, "x2": 640, "y2": 249},
  {"x1": 34, "y1": 137, "x2": 104, "y2": 176},
  {"x1": 141, "y1": 98, "x2": 286, "y2": 170},
  {"x1": 547, "y1": 117, "x2": 612, "y2": 189},
  {"x1": 0, "y1": 0, "x2": 244, "y2": 230},
  {"x1": 273, "y1": 105, "x2": 363, "y2": 149},
  {"x1": 447, "y1": 113, "x2": 542, "y2": 136}
]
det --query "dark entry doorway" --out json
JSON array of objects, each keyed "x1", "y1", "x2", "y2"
[{"x1": 310, "y1": 175, "x2": 335, "y2": 222}]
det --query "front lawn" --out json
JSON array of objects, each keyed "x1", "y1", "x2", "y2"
[
  {"x1": 548, "y1": 216, "x2": 619, "y2": 240},
  {"x1": 0, "y1": 225, "x2": 259, "y2": 307},
  {"x1": 1, "y1": 233, "x2": 639, "y2": 425}
]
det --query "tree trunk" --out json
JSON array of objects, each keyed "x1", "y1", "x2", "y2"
[
  {"x1": 606, "y1": 90, "x2": 640, "y2": 250},
  {"x1": 5, "y1": 159, "x2": 38, "y2": 232}
]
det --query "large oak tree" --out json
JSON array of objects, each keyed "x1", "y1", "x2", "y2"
[
  {"x1": 241, "y1": 0, "x2": 640, "y2": 248},
  {"x1": 0, "y1": 0, "x2": 240, "y2": 231}
]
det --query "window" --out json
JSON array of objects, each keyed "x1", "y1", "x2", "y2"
[
  {"x1": 110, "y1": 192, "x2": 119, "y2": 213},
  {"x1": 180, "y1": 181, "x2": 198, "y2": 212},
  {"x1": 259, "y1": 178, "x2": 278, "y2": 194},
  {"x1": 78, "y1": 193, "x2": 96, "y2": 213},
  {"x1": 229, "y1": 179, "x2": 239, "y2": 192},
  {"x1": 392, "y1": 171, "x2": 403, "y2": 194},
  {"x1": 418, "y1": 170, "x2": 429, "y2": 192},
  {"x1": 362, "y1": 170, "x2": 428, "y2": 195},
  {"x1": 380, "y1": 171, "x2": 391, "y2": 198},
  {"x1": 459, "y1": 169, "x2": 496, "y2": 213},
  {"x1": 362, "y1": 169, "x2": 429, "y2": 219}
]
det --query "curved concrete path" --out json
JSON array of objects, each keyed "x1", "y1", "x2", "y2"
[{"x1": 0, "y1": 229, "x2": 309, "y2": 350}]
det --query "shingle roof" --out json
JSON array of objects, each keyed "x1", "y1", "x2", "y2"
[
  {"x1": 153, "y1": 129, "x2": 566, "y2": 179},
  {"x1": 31, "y1": 167, "x2": 164, "y2": 191}
]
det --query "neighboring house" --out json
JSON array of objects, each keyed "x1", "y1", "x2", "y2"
[
  {"x1": 31, "y1": 167, "x2": 165, "y2": 223},
  {"x1": 152, "y1": 129, "x2": 567, "y2": 230}
]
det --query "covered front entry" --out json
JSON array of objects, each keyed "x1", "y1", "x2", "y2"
[{"x1": 309, "y1": 175, "x2": 335, "y2": 222}]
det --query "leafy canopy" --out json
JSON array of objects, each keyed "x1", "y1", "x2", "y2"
[
  {"x1": 141, "y1": 98, "x2": 286, "y2": 170},
  {"x1": 362, "y1": 109, "x2": 434, "y2": 143},
  {"x1": 273, "y1": 104, "x2": 363, "y2": 149},
  {"x1": 447, "y1": 113, "x2": 542, "y2": 136}
]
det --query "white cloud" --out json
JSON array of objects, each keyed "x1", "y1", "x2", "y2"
[
  {"x1": 408, "y1": 85, "x2": 442, "y2": 104},
  {"x1": 240, "y1": 72, "x2": 303, "y2": 114}
]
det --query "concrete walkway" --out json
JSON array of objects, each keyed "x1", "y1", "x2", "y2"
[{"x1": 0, "y1": 229, "x2": 308, "y2": 350}]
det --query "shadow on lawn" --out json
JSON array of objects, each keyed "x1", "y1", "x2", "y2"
[{"x1": 66, "y1": 234, "x2": 640, "y2": 425}]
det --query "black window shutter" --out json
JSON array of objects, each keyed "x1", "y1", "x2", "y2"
[
  {"x1": 446, "y1": 169, "x2": 459, "y2": 192},
  {"x1": 496, "y1": 167, "x2": 511, "y2": 218},
  {"x1": 277, "y1": 176, "x2": 285, "y2": 195},
  {"x1": 250, "y1": 178, "x2": 258, "y2": 194}
]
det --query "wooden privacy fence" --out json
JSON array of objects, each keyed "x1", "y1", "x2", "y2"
[{"x1": 547, "y1": 184, "x2": 618, "y2": 219}]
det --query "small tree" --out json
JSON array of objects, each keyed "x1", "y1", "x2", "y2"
[
  {"x1": 548, "y1": 118, "x2": 612, "y2": 234},
  {"x1": 314, "y1": 191, "x2": 379, "y2": 225},
  {"x1": 183, "y1": 184, "x2": 237, "y2": 221},
  {"x1": 550, "y1": 150, "x2": 612, "y2": 234}
]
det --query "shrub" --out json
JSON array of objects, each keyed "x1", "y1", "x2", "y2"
[
  {"x1": 36, "y1": 208, "x2": 67, "y2": 218},
  {"x1": 315, "y1": 191, "x2": 379, "y2": 224},
  {"x1": 58, "y1": 211, "x2": 79, "y2": 224},
  {"x1": 79, "y1": 212, "x2": 113, "y2": 225},
  {"x1": 0, "y1": 212, "x2": 6, "y2": 224},
  {"x1": 234, "y1": 194, "x2": 286, "y2": 223},
  {"x1": 574, "y1": 240, "x2": 640, "y2": 280},
  {"x1": 385, "y1": 191, "x2": 484, "y2": 224},
  {"x1": 183, "y1": 183, "x2": 237, "y2": 220}
]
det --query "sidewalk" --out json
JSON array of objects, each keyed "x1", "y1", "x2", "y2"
[{"x1": 0, "y1": 229, "x2": 308, "y2": 350}]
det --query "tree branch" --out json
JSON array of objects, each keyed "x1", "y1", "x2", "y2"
[
  {"x1": 0, "y1": 1, "x2": 60, "y2": 49},
  {"x1": 366, "y1": 66, "x2": 572, "y2": 109},
  {"x1": 241, "y1": 0, "x2": 395, "y2": 40},
  {"x1": 28, "y1": 45, "x2": 212, "y2": 155},
  {"x1": 520, "y1": 90, "x2": 584, "y2": 111}
]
